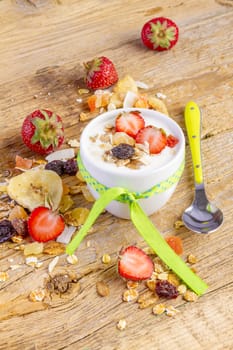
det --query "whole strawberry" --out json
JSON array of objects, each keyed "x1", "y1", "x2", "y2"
[
  {"x1": 84, "y1": 56, "x2": 118, "y2": 90},
  {"x1": 141, "y1": 17, "x2": 179, "y2": 51},
  {"x1": 21, "y1": 109, "x2": 64, "y2": 155}
]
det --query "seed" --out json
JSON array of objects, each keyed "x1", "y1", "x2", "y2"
[
  {"x1": 177, "y1": 284, "x2": 187, "y2": 295},
  {"x1": 187, "y1": 254, "x2": 198, "y2": 264},
  {"x1": 0, "y1": 271, "x2": 9, "y2": 282},
  {"x1": 116, "y1": 319, "x2": 127, "y2": 331},
  {"x1": 183, "y1": 290, "x2": 198, "y2": 302},
  {"x1": 126, "y1": 280, "x2": 139, "y2": 289},
  {"x1": 174, "y1": 220, "x2": 184, "y2": 229},
  {"x1": 66, "y1": 254, "x2": 78, "y2": 265},
  {"x1": 157, "y1": 272, "x2": 168, "y2": 280},
  {"x1": 29, "y1": 289, "x2": 46, "y2": 302},
  {"x1": 152, "y1": 303, "x2": 166, "y2": 315},
  {"x1": 123, "y1": 289, "x2": 139, "y2": 302},
  {"x1": 138, "y1": 294, "x2": 158, "y2": 309},
  {"x1": 25, "y1": 256, "x2": 38, "y2": 267},
  {"x1": 102, "y1": 254, "x2": 111, "y2": 264},
  {"x1": 165, "y1": 305, "x2": 180, "y2": 317},
  {"x1": 48, "y1": 256, "x2": 59, "y2": 273},
  {"x1": 167, "y1": 273, "x2": 180, "y2": 286},
  {"x1": 146, "y1": 279, "x2": 156, "y2": 291}
]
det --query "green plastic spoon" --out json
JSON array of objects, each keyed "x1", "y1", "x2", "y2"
[{"x1": 182, "y1": 101, "x2": 223, "y2": 233}]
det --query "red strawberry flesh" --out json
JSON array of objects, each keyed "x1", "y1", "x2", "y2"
[
  {"x1": 115, "y1": 111, "x2": 145, "y2": 138},
  {"x1": 28, "y1": 206, "x2": 65, "y2": 242},
  {"x1": 167, "y1": 134, "x2": 179, "y2": 148},
  {"x1": 135, "y1": 125, "x2": 167, "y2": 154},
  {"x1": 118, "y1": 246, "x2": 154, "y2": 281}
]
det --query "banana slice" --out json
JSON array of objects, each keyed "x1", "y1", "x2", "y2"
[{"x1": 7, "y1": 169, "x2": 63, "y2": 212}]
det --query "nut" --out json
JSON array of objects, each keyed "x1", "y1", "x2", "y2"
[
  {"x1": 157, "y1": 272, "x2": 168, "y2": 280},
  {"x1": 29, "y1": 288, "x2": 46, "y2": 302},
  {"x1": 126, "y1": 280, "x2": 139, "y2": 289},
  {"x1": 183, "y1": 290, "x2": 198, "y2": 302},
  {"x1": 177, "y1": 284, "x2": 187, "y2": 295},
  {"x1": 0, "y1": 271, "x2": 9, "y2": 282},
  {"x1": 146, "y1": 279, "x2": 156, "y2": 291},
  {"x1": 167, "y1": 273, "x2": 180, "y2": 287},
  {"x1": 165, "y1": 305, "x2": 180, "y2": 317},
  {"x1": 152, "y1": 303, "x2": 166, "y2": 315},
  {"x1": 96, "y1": 281, "x2": 110, "y2": 297},
  {"x1": 138, "y1": 294, "x2": 158, "y2": 309},
  {"x1": 174, "y1": 220, "x2": 184, "y2": 229},
  {"x1": 122, "y1": 289, "x2": 139, "y2": 302},
  {"x1": 116, "y1": 319, "x2": 127, "y2": 331},
  {"x1": 102, "y1": 254, "x2": 111, "y2": 264},
  {"x1": 66, "y1": 254, "x2": 78, "y2": 265},
  {"x1": 187, "y1": 254, "x2": 198, "y2": 264}
]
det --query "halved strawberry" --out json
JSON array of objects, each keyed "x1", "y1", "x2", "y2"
[
  {"x1": 118, "y1": 246, "x2": 153, "y2": 281},
  {"x1": 28, "y1": 206, "x2": 65, "y2": 242},
  {"x1": 167, "y1": 134, "x2": 179, "y2": 148},
  {"x1": 135, "y1": 125, "x2": 167, "y2": 154},
  {"x1": 115, "y1": 111, "x2": 145, "y2": 138}
]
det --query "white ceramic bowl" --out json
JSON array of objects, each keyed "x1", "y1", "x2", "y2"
[{"x1": 80, "y1": 108, "x2": 185, "y2": 219}]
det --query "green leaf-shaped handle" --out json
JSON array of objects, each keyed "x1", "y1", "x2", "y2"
[{"x1": 184, "y1": 101, "x2": 203, "y2": 185}]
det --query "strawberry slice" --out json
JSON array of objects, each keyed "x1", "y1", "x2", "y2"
[
  {"x1": 167, "y1": 134, "x2": 179, "y2": 148},
  {"x1": 28, "y1": 206, "x2": 65, "y2": 242},
  {"x1": 115, "y1": 111, "x2": 145, "y2": 138},
  {"x1": 118, "y1": 246, "x2": 153, "y2": 281},
  {"x1": 135, "y1": 125, "x2": 167, "y2": 154}
]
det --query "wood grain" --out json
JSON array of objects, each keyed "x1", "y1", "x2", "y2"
[{"x1": 0, "y1": 0, "x2": 233, "y2": 349}]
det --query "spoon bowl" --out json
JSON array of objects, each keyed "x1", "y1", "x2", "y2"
[{"x1": 182, "y1": 102, "x2": 223, "y2": 234}]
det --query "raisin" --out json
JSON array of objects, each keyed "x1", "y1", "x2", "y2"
[
  {"x1": 155, "y1": 280, "x2": 179, "y2": 299},
  {"x1": 0, "y1": 219, "x2": 16, "y2": 243},
  {"x1": 45, "y1": 160, "x2": 64, "y2": 176},
  {"x1": 111, "y1": 143, "x2": 135, "y2": 159},
  {"x1": 63, "y1": 159, "x2": 78, "y2": 175}
]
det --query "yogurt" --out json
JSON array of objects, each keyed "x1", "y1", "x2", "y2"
[{"x1": 80, "y1": 108, "x2": 185, "y2": 218}]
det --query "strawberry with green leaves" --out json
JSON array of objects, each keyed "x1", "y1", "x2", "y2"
[
  {"x1": 141, "y1": 17, "x2": 179, "y2": 51},
  {"x1": 118, "y1": 246, "x2": 154, "y2": 281},
  {"x1": 28, "y1": 206, "x2": 65, "y2": 242},
  {"x1": 21, "y1": 109, "x2": 64, "y2": 155},
  {"x1": 84, "y1": 56, "x2": 118, "y2": 90}
]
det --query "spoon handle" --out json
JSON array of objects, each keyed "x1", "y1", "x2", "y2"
[{"x1": 184, "y1": 101, "x2": 203, "y2": 185}]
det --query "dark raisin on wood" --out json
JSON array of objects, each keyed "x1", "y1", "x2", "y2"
[
  {"x1": 63, "y1": 159, "x2": 78, "y2": 175},
  {"x1": 0, "y1": 219, "x2": 16, "y2": 243},
  {"x1": 45, "y1": 160, "x2": 64, "y2": 176},
  {"x1": 111, "y1": 143, "x2": 135, "y2": 159},
  {"x1": 155, "y1": 280, "x2": 179, "y2": 299}
]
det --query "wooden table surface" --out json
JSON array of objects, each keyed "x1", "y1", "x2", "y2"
[{"x1": 0, "y1": 1, "x2": 233, "y2": 349}]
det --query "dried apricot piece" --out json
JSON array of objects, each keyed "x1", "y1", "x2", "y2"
[
  {"x1": 87, "y1": 95, "x2": 97, "y2": 112},
  {"x1": 15, "y1": 155, "x2": 33, "y2": 170},
  {"x1": 165, "y1": 236, "x2": 183, "y2": 255}
]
